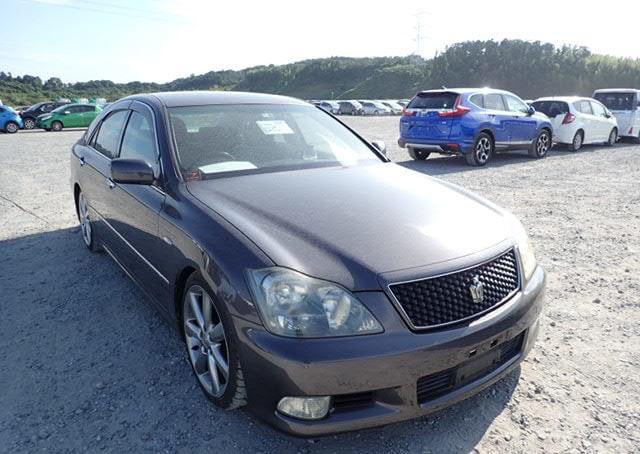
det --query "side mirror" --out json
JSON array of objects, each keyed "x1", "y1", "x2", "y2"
[
  {"x1": 527, "y1": 105, "x2": 536, "y2": 116},
  {"x1": 371, "y1": 140, "x2": 387, "y2": 155},
  {"x1": 63, "y1": 111, "x2": 71, "y2": 115},
  {"x1": 110, "y1": 158, "x2": 155, "y2": 185}
]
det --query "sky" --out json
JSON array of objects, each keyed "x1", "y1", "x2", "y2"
[{"x1": 1, "y1": 0, "x2": 639, "y2": 83}]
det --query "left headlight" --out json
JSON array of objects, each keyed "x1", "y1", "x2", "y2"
[
  {"x1": 508, "y1": 215, "x2": 537, "y2": 281},
  {"x1": 247, "y1": 268, "x2": 383, "y2": 338}
]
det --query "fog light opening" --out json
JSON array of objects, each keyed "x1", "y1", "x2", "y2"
[{"x1": 277, "y1": 396, "x2": 331, "y2": 420}]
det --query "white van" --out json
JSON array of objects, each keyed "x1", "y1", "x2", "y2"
[{"x1": 593, "y1": 89, "x2": 640, "y2": 142}]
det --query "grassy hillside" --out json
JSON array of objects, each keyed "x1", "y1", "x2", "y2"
[{"x1": 2, "y1": 39, "x2": 640, "y2": 107}]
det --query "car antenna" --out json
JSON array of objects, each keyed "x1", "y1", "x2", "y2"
[{"x1": 441, "y1": 85, "x2": 447, "y2": 89}]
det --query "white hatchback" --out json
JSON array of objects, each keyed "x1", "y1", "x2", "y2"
[
  {"x1": 531, "y1": 97, "x2": 618, "y2": 151},
  {"x1": 593, "y1": 89, "x2": 640, "y2": 143}
]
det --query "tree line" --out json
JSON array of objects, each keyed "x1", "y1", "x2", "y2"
[{"x1": 2, "y1": 39, "x2": 640, "y2": 106}]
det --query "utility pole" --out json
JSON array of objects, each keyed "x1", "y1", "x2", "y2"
[{"x1": 413, "y1": 11, "x2": 428, "y2": 57}]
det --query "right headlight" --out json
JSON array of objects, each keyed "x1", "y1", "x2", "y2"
[{"x1": 246, "y1": 268, "x2": 383, "y2": 338}]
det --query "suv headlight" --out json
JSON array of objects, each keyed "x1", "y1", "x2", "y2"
[
  {"x1": 247, "y1": 268, "x2": 383, "y2": 338},
  {"x1": 507, "y1": 215, "x2": 537, "y2": 281}
]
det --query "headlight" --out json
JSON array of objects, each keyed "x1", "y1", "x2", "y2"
[
  {"x1": 247, "y1": 268, "x2": 383, "y2": 338},
  {"x1": 507, "y1": 215, "x2": 537, "y2": 281}
]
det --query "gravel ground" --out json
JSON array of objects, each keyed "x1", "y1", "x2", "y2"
[{"x1": 1, "y1": 120, "x2": 639, "y2": 453}]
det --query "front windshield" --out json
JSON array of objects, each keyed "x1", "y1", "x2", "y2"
[
  {"x1": 594, "y1": 92, "x2": 636, "y2": 111},
  {"x1": 168, "y1": 103, "x2": 380, "y2": 179}
]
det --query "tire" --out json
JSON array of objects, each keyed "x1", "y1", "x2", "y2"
[
  {"x1": 606, "y1": 128, "x2": 617, "y2": 147},
  {"x1": 568, "y1": 130, "x2": 583, "y2": 152},
  {"x1": 408, "y1": 147, "x2": 431, "y2": 161},
  {"x1": 23, "y1": 118, "x2": 36, "y2": 130},
  {"x1": 77, "y1": 191, "x2": 101, "y2": 252},
  {"x1": 351, "y1": 110, "x2": 356, "y2": 116},
  {"x1": 528, "y1": 129, "x2": 551, "y2": 159},
  {"x1": 51, "y1": 121, "x2": 63, "y2": 132},
  {"x1": 466, "y1": 133, "x2": 493, "y2": 166},
  {"x1": 374, "y1": 110, "x2": 380, "y2": 116},
  {"x1": 5, "y1": 121, "x2": 19, "y2": 134},
  {"x1": 182, "y1": 273, "x2": 247, "y2": 409}
]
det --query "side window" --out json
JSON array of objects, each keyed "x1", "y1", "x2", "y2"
[
  {"x1": 576, "y1": 101, "x2": 593, "y2": 115},
  {"x1": 81, "y1": 105, "x2": 95, "y2": 113},
  {"x1": 504, "y1": 95, "x2": 529, "y2": 114},
  {"x1": 67, "y1": 106, "x2": 82, "y2": 114},
  {"x1": 93, "y1": 110, "x2": 129, "y2": 158},
  {"x1": 42, "y1": 104, "x2": 54, "y2": 112},
  {"x1": 485, "y1": 93, "x2": 506, "y2": 111},
  {"x1": 470, "y1": 94, "x2": 484, "y2": 108},
  {"x1": 591, "y1": 102, "x2": 606, "y2": 117},
  {"x1": 0, "y1": 107, "x2": 5, "y2": 113},
  {"x1": 119, "y1": 111, "x2": 158, "y2": 167}
]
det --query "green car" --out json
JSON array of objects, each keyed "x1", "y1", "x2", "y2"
[{"x1": 37, "y1": 104, "x2": 102, "y2": 131}]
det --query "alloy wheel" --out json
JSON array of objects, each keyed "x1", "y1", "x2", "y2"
[
  {"x1": 536, "y1": 133, "x2": 550, "y2": 156},
  {"x1": 6, "y1": 122, "x2": 18, "y2": 133},
  {"x1": 183, "y1": 285, "x2": 230, "y2": 398},
  {"x1": 476, "y1": 137, "x2": 491, "y2": 163},
  {"x1": 608, "y1": 129, "x2": 617, "y2": 146},
  {"x1": 52, "y1": 122, "x2": 62, "y2": 132},
  {"x1": 572, "y1": 132, "x2": 582, "y2": 151},
  {"x1": 78, "y1": 192, "x2": 92, "y2": 247},
  {"x1": 24, "y1": 118, "x2": 36, "y2": 129}
]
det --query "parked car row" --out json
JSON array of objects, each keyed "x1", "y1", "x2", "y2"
[
  {"x1": 398, "y1": 88, "x2": 640, "y2": 166},
  {"x1": 0, "y1": 97, "x2": 107, "y2": 133},
  {"x1": 310, "y1": 99, "x2": 410, "y2": 116}
]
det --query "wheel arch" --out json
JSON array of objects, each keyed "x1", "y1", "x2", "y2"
[
  {"x1": 174, "y1": 265, "x2": 198, "y2": 324},
  {"x1": 73, "y1": 183, "x2": 81, "y2": 220},
  {"x1": 476, "y1": 128, "x2": 495, "y2": 144}
]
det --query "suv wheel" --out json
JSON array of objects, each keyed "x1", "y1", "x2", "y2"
[
  {"x1": 51, "y1": 121, "x2": 63, "y2": 132},
  {"x1": 529, "y1": 130, "x2": 551, "y2": 158},
  {"x1": 182, "y1": 274, "x2": 247, "y2": 409},
  {"x1": 5, "y1": 121, "x2": 19, "y2": 134},
  {"x1": 606, "y1": 128, "x2": 617, "y2": 147},
  {"x1": 408, "y1": 147, "x2": 431, "y2": 161},
  {"x1": 568, "y1": 131, "x2": 583, "y2": 152},
  {"x1": 23, "y1": 118, "x2": 36, "y2": 129},
  {"x1": 466, "y1": 133, "x2": 493, "y2": 166}
]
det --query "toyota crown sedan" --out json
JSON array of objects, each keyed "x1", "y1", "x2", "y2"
[{"x1": 70, "y1": 91, "x2": 546, "y2": 436}]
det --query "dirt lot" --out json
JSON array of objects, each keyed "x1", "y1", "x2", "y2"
[{"x1": 1, "y1": 119, "x2": 639, "y2": 453}]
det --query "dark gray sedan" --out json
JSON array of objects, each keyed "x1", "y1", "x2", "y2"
[{"x1": 70, "y1": 91, "x2": 545, "y2": 436}]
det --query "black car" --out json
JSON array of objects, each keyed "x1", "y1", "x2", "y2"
[
  {"x1": 70, "y1": 91, "x2": 545, "y2": 436},
  {"x1": 20, "y1": 101, "x2": 69, "y2": 129}
]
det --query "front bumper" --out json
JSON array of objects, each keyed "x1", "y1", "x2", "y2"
[{"x1": 234, "y1": 265, "x2": 546, "y2": 436}]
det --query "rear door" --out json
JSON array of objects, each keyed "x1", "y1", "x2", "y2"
[
  {"x1": 65, "y1": 106, "x2": 84, "y2": 127},
  {"x1": 80, "y1": 105, "x2": 98, "y2": 127},
  {"x1": 482, "y1": 93, "x2": 511, "y2": 145},
  {"x1": 575, "y1": 100, "x2": 597, "y2": 143},
  {"x1": 401, "y1": 92, "x2": 458, "y2": 141},
  {"x1": 503, "y1": 94, "x2": 537, "y2": 144}
]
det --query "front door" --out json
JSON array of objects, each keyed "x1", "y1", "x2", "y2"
[{"x1": 503, "y1": 94, "x2": 537, "y2": 144}]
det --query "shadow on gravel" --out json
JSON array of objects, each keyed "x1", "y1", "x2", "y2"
[
  {"x1": 397, "y1": 142, "x2": 635, "y2": 177},
  {"x1": 0, "y1": 227, "x2": 520, "y2": 453}
]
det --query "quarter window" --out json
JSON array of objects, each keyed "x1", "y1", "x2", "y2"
[
  {"x1": 484, "y1": 93, "x2": 506, "y2": 111},
  {"x1": 120, "y1": 111, "x2": 158, "y2": 166},
  {"x1": 93, "y1": 110, "x2": 129, "y2": 158},
  {"x1": 470, "y1": 94, "x2": 485, "y2": 108},
  {"x1": 575, "y1": 101, "x2": 593, "y2": 115}
]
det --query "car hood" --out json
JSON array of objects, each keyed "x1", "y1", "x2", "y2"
[{"x1": 187, "y1": 163, "x2": 514, "y2": 291}]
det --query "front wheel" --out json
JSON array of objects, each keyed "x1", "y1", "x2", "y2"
[
  {"x1": 529, "y1": 130, "x2": 551, "y2": 159},
  {"x1": 408, "y1": 147, "x2": 431, "y2": 161},
  {"x1": 51, "y1": 121, "x2": 63, "y2": 132},
  {"x1": 5, "y1": 121, "x2": 19, "y2": 134},
  {"x1": 606, "y1": 128, "x2": 617, "y2": 147},
  {"x1": 182, "y1": 275, "x2": 247, "y2": 409},
  {"x1": 466, "y1": 133, "x2": 493, "y2": 166},
  {"x1": 23, "y1": 118, "x2": 36, "y2": 130}
]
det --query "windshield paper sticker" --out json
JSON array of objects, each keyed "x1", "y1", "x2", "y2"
[{"x1": 256, "y1": 120, "x2": 294, "y2": 135}]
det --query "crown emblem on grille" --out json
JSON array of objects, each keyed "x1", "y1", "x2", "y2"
[{"x1": 469, "y1": 275, "x2": 484, "y2": 304}]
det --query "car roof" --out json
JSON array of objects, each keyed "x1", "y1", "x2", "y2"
[
  {"x1": 416, "y1": 88, "x2": 513, "y2": 95},
  {"x1": 593, "y1": 88, "x2": 640, "y2": 93},
  {"x1": 132, "y1": 91, "x2": 309, "y2": 108},
  {"x1": 533, "y1": 96, "x2": 588, "y2": 102}
]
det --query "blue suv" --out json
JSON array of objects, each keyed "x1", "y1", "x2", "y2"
[
  {"x1": 399, "y1": 88, "x2": 553, "y2": 166},
  {"x1": 0, "y1": 105, "x2": 24, "y2": 134}
]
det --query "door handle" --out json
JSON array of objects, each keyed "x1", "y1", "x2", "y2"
[{"x1": 107, "y1": 179, "x2": 115, "y2": 189}]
